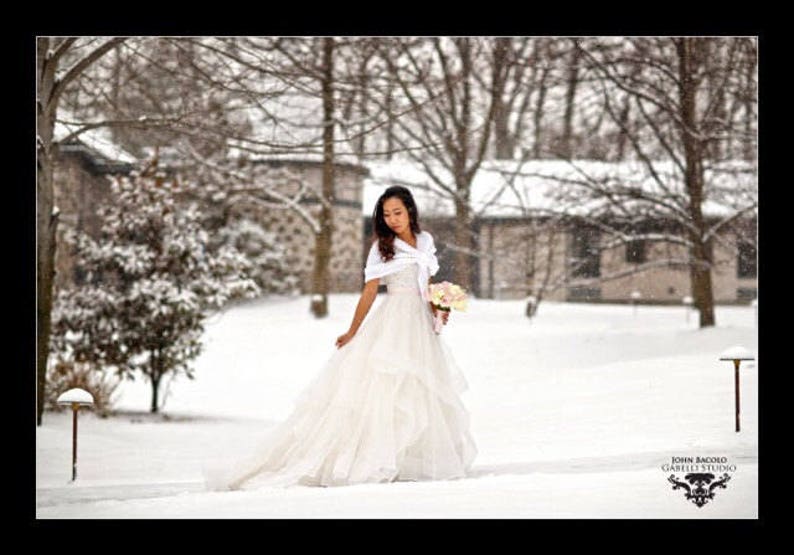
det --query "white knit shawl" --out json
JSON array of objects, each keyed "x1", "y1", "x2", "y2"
[{"x1": 363, "y1": 230, "x2": 440, "y2": 301}]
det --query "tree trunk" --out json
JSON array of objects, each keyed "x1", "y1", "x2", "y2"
[
  {"x1": 742, "y1": 43, "x2": 757, "y2": 162},
  {"x1": 355, "y1": 55, "x2": 370, "y2": 158},
  {"x1": 36, "y1": 37, "x2": 126, "y2": 425},
  {"x1": 385, "y1": 81, "x2": 394, "y2": 160},
  {"x1": 492, "y1": 38, "x2": 514, "y2": 160},
  {"x1": 689, "y1": 234, "x2": 716, "y2": 327},
  {"x1": 677, "y1": 38, "x2": 715, "y2": 328},
  {"x1": 150, "y1": 371, "x2": 161, "y2": 413},
  {"x1": 110, "y1": 45, "x2": 123, "y2": 148},
  {"x1": 742, "y1": 100, "x2": 754, "y2": 161},
  {"x1": 311, "y1": 37, "x2": 335, "y2": 318},
  {"x1": 704, "y1": 41, "x2": 727, "y2": 161},
  {"x1": 36, "y1": 39, "x2": 59, "y2": 426},
  {"x1": 616, "y1": 96, "x2": 631, "y2": 161},
  {"x1": 36, "y1": 161, "x2": 58, "y2": 426},
  {"x1": 453, "y1": 192, "x2": 474, "y2": 292},
  {"x1": 532, "y1": 57, "x2": 550, "y2": 159},
  {"x1": 560, "y1": 41, "x2": 582, "y2": 159},
  {"x1": 493, "y1": 94, "x2": 515, "y2": 160}
]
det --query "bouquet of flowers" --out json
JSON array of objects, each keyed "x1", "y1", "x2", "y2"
[{"x1": 427, "y1": 281, "x2": 468, "y2": 334}]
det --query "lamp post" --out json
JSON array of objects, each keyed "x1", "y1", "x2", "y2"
[
  {"x1": 718, "y1": 346, "x2": 755, "y2": 433},
  {"x1": 525, "y1": 294, "x2": 537, "y2": 321},
  {"x1": 751, "y1": 298, "x2": 757, "y2": 328},
  {"x1": 56, "y1": 388, "x2": 94, "y2": 481},
  {"x1": 682, "y1": 295, "x2": 693, "y2": 324}
]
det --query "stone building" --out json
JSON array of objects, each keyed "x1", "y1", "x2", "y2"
[
  {"x1": 52, "y1": 143, "x2": 756, "y2": 305},
  {"x1": 51, "y1": 127, "x2": 136, "y2": 291},
  {"x1": 51, "y1": 130, "x2": 372, "y2": 296},
  {"x1": 228, "y1": 156, "x2": 371, "y2": 294},
  {"x1": 474, "y1": 215, "x2": 757, "y2": 304}
]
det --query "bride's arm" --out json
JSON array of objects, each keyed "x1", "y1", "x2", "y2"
[
  {"x1": 428, "y1": 277, "x2": 434, "y2": 313},
  {"x1": 347, "y1": 278, "x2": 380, "y2": 334}
]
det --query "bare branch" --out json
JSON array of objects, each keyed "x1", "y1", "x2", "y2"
[{"x1": 51, "y1": 37, "x2": 127, "y2": 105}]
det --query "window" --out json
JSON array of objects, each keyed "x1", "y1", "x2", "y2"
[
  {"x1": 570, "y1": 227, "x2": 600, "y2": 278},
  {"x1": 738, "y1": 241, "x2": 757, "y2": 278},
  {"x1": 626, "y1": 239, "x2": 647, "y2": 264},
  {"x1": 73, "y1": 265, "x2": 87, "y2": 286},
  {"x1": 737, "y1": 287, "x2": 757, "y2": 301},
  {"x1": 568, "y1": 286, "x2": 601, "y2": 301}
]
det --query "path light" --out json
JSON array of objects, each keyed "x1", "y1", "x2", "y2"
[
  {"x1": 751, "y1": 298, "x2": 757, "y2": 328},
  {"x1": 631, "y1": 290, "x2": 641, "y2": 316},
  {"x1": 56, "y1": 388, "x2": 94, "y2": 481},
  {"x1": 525, "y1": 295, "x2": 537, "y2": 321},
  {"x1": 718, "y1": 346, "x2": 755, "y2": 433},
  {"x1": 682, "y1": 295, "x2": 693, "y2": 324}
]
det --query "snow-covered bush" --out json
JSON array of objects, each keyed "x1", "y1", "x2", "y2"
[
  {"x1": 210, "y1": 217, "x2": 301, "y2": 296},
  {"x1": 44, "y1": 357, "x2": 121, "y2": 418},
  {"x1": 50, "y1": 166, "x2": 261, "y2": 413}
]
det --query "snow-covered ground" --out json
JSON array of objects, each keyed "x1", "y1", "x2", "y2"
[{"x1": 36, "y1": 295, "x2": 758, "y2": 518}]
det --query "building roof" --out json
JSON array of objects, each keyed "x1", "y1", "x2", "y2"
[{"x1": 53, "y1": 111, "x2": 138, "y2": 173}]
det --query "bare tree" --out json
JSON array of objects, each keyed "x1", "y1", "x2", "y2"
[
  {"x1": 43, "y1": 37, "x2": 457, "y2": 423},
  {"x1": 263, "y1": 36, "x2": 370, "y2": 317},
  {"x1": 559, "y1": 39, "x2": 583, "y2": 159},
  {"x1": 475, "y1": 38, "x2": 576, "y2": 161},
  {"x1": 39, "y1": 36, "x2": 247, "y2": 425},
  {"x1": 510, "y1": 37, "x2": 758, "y2": 328},
  {"x1": 312, "y1": 37, "x2": 337, "y2": 317},
  {"x1": 38, "y1": 36, "x2": 313, "y2": 424},
  {"x1": 367, "y1": 37, "x2": 510, "y2": 290},
  {"x1": 37, "y1": 36, "x2": 127, "y2": 426},
  {"x1": 486, "y1": 37, "x2": 534, "y2": 160},
  {"x1": 478, "y1": 161, "x2": 569, "y2": 314}
]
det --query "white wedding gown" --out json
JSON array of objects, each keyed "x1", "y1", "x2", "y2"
[{"x1": 202, "y1": 263, "x2": 477, "y2": 490}]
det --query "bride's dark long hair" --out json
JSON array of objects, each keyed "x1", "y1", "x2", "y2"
[{"x1": 370, "y1": 185, "x2": 422, "y2": 262}]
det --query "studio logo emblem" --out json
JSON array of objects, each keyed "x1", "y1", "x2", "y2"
[
  {"x1": 667, "y1": 472, "x2": 731, "y2": 508},
  {"x1": 661, "y1": 456, "x2": 736, "y2": 508}
]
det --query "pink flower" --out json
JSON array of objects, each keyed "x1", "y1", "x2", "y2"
[{"x1": 428, "y1": 281, "x2": 468, "y2": 312}]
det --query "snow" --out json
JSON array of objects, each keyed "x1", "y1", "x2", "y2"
[
  {"x1": 56, "y1": 388, "x2": 94, "y2": 406},
  {"x1": 719, "y1": 345, "x2": 755, "y2": 361},
  {"x1": 37, "y1": 297, "x2": 758, "y2": 518},
  {"x1": 53, "y1": 108, "x2": 138, "y2": 164}
]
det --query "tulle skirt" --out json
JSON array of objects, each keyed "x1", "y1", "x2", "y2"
[{"x1": 202, "y1": 288, "x2": 477, "y2": 490}]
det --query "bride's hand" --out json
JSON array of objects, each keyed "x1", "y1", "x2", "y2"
[
  {"x1": 335, "y1": 330, "x2": 355, "y2": 348},
  {"x1": 431, "y1": 305, "x2": 450, "y2": 325}
]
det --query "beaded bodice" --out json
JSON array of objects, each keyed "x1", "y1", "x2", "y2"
[{"x1": 382, "y1": 263, "x2": 421, "y2": 293}]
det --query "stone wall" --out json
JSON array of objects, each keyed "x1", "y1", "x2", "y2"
[
  {"x1": 476, "y1": 219, "x2": 568, "y2": 301},
  {"x1": 233, "y1": 159, "x2": 369, "y2": 293},
  {"x1": 471, "y1": 218, "x2": 757, "y2": 304},
  {"x1": 52, "y1": 150, "x2": 116, "y2": 291}
]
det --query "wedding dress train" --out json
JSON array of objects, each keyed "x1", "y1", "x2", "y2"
[{"x1": 202, "y1": 263, "x2": 477, "y2": 490}]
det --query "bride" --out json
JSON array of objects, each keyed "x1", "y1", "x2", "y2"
[{"x1": 203, "y1": 185, "x2": 477, "y2": 490}]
